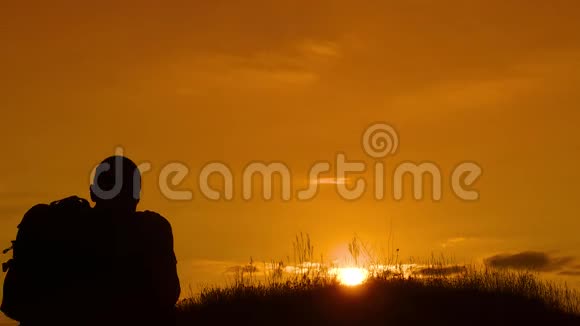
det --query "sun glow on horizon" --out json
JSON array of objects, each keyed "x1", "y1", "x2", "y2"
[{"x1": 334, "y1": 267, "x2": 368, "y2": 286}]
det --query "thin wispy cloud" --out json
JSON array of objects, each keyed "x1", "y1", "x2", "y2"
[
  {"x1": 440, "y1": 237, "x2": 468, "y2": 249},
  {"x1": 298, "y1": 40, "x2": 341, "y2": 58}
]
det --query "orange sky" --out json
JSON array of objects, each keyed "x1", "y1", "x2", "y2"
[{"x1": 1, "y1": 1, "x2": 580, "y2": 305}]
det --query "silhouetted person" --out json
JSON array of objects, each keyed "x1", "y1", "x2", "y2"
[
  {"x1": 1, "y1": 156, "x2": 180, "y2": 326},
  {"x1": 88, "y1": 156, "x2": 181, "y2": 325}
]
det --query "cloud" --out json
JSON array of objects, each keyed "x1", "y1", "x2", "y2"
[
  {"x1": 167, "y1": 45, "x2": 331, "y2": 95},
  {"x1": 298, "y1": 40, "x2": 340, "y2": 58},
  {"x1": 440, "y1": 237, "x2": 468, "y2": 248},
  {"x1": 227, "y1": 67, "x2": 319, "y2": 87},
  {"x1": 484, "y1": 251, "x2": 575, "y2": 272},
  {"x1": 557, "y1": 264, "x2": 580, "y2": 277},
  {"x1": 225, "y1": 265, "x2": 260, "y2": 274}
]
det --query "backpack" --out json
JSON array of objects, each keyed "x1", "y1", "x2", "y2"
[{"x1": 1, "y1": 196, "x2": 92, "y2": 322}]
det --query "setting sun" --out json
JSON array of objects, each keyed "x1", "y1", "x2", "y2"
[{"x1": 335, "y1": 268, "x2": 368, "y2": 287}]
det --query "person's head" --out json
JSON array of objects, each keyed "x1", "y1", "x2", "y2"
[{"x1": 90, "y1": 156, "x2": 141, "y2": 212}]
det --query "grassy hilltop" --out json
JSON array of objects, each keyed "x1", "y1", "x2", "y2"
[
  {"x1": 176, "y1": 268, "x2": 580, "y2": 326},
  {"x1": 176, "y1": 235, "x2": 580, "y2": 326}
]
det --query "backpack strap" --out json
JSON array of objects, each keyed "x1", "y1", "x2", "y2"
[
  {"x1": 2, "y1": 259, "x2": 13, "y2": 273},
  {"x1": 2, "y1": 242, "x2": 13, "y2": 255}
]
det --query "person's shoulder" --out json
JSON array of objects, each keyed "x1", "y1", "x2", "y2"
[
  {"x1": 135, "y1": 211, "x2": 174, "y2": 248},
  {"x1": 136, "y1": 210, "x2": 173, "y2": 233}
]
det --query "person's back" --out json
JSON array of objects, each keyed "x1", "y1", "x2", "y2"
[{"x1": 88, "y1": 209, "x2": 180, "y2": 325}]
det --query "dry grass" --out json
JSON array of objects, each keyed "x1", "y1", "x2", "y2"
[{"x1": 177, "y1": 235, "x2": 580, "y2": 325}]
